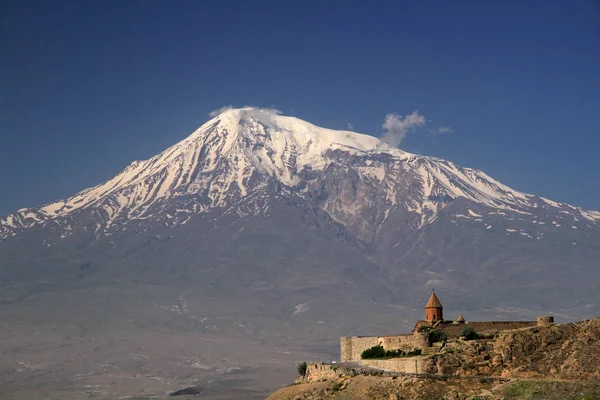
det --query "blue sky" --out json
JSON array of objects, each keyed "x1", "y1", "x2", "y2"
[{"x1": 1, "y1": 0, "x2": 599, "y2": 214}]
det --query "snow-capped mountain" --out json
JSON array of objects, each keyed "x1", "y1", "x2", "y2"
[
  {"x1": 2, "y1": 107, "x2": 600, "y2": 314},
  {"x1": 1, "y1": 107, "x2": 598, "y2": 243},
  {"x1": 2, "y1": 107, "x2": 600, "y2": 400}
]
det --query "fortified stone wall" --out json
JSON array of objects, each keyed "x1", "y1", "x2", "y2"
[
  {"x1": 299, "y1": 359, "x2": 426, "y2": 383},
  {"x1": 341, "y1": 334, "x2": 428, "y2": 362},
  {"x1": 378, "y1": 333, "x2": 428, "y2": 351},
  {"x1": 437, "y1": 321, "x2": 537, "y2": 338},
  {"x1": 359, "y1": 357, "x2": 426, "y2": 374},
  {"x1": 340, "y1": 336, "x2": 379, "y2": 362}
]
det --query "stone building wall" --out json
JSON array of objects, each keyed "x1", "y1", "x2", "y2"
[
  {"x1": 341, "y1": 334, "x2": 428, "y2": 362},
  {"x1": 340, "y1": 336, "x2": 379, "y2": 362},
  {"x1": 378, "y1": 333, "x2": 428, "y2": 351},
  {"x1": 432, "y1": 321, "x2": 538, "y2": 339},
  {"x1": 469, "y1": 321, "x2": 538, "y2": 332}
]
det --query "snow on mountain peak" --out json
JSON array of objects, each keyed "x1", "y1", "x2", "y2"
[{"x1": 208, "y1": 106, "x2": 406, "y2": 157}]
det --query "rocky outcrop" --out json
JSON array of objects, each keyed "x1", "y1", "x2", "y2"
[
  {"x1": 297, "y1": 363, "x2": 343, "y2": 383},
  {"x1": 495, "y1": 317, "x2": 600, "y2": 380},
  {"x1": 423, "y1": 318, "x2": 600, "y2": 380}
]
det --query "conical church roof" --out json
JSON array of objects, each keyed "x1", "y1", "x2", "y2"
[{"x1": 425, "y1": 291, "x2": 443, "y2": 308}]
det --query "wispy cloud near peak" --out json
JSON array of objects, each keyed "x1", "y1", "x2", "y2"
[
  {"x1": 381, "y1": 111, "x2": 426, "y2": 147},
  {"x1": 209, "y1": 105, "x2": 234, "y2": 117}
]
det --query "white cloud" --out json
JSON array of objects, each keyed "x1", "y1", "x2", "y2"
[
  {"x1": 255, "y1": 107, "x2": 282, "y2": 116},
  {"x1": 239, "y1": 107, "x2": 283, "y2": 126},
  {"x1": 208, "y1": 106, "x2": 284, "y2": 127},
  {"x1": 434, "y1": 126, "x2": 453, "y2": 135},
  {"x1": 347, "y1": 123, "x2": 354, "y2": 131},
  {"x1": 209, "y1": 105, "x2": 282, "y2": 118},
  {"x1": 209, "y1": 105, "x2": 234, "y2": 117},
  {"x1": 427, "y1": 125, "x2": 454, "y2": 137},
  {"x1": 381, "y1": 111, "x2": 426, "y2": 147}
]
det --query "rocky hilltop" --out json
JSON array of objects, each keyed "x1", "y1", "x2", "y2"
[
  {"x1": 268, "y1": 317, "x2": 600, "y2": 399},
  {"x1": 426, "y1": 317, "x2": 600, "y2": 380}
]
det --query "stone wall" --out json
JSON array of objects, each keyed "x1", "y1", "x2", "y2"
[
  {"x1": 378, "y1": 334, "x2": 428, "y2": 351},
  {"x1": 300, "y1": 362, "x2": 340, "y2": 383},
  {"x1": 300, "y1": 358, "x2": 426, "y2": 382},
  {"x1": 437, "y1": 321, "x2": 537, "y2": 338},
  {"x1": 359, "y1": 357, "x2": 426, "y2": 374},
  {"x1": 340, "y1": 336, "x2": 379, "y2": 362},
  {"x1": 341, "y1": 333, "x2": 428, "y2": 362}
]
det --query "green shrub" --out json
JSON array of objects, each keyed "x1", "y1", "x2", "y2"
[
  {"x1": 460, "y1": 326, "x2": 481, "y2": 340},
  {"x1": 417, "y1": 325, "x2": 431, "y2": 334},
  {"x1": 417, "y1": 326, "x2": 447, "y2": 343},
  {"x1": 297, "y1": 361, "x2": 307, "y2": 376},
  {"x1": 361, "y1": 345, "x2": 387, "y2": 359},
  {"x1": 429, "y1": 329, "x2": 448, "y2": 343},
  {"x1": 361, "y1": 345, "x2": 422, "y2": 359},
  {"x1": 407, "y1": 348, "x2": 422, "y2": 356}
]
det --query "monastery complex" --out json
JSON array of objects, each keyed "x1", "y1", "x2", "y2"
[{"x1": 340, "y1": 291, "x2": 554, "y2": 362}]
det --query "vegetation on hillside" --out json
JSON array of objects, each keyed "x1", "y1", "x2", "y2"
[
  {"x1": 297, "y1": 361, "x2": 307, "y2": 376},
  {"x1": 460, "y1": 325, "x2": 482, "y2": 340},
  {"x1": 417, "y1": 325, "x2": 448, "y2": 343}
]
